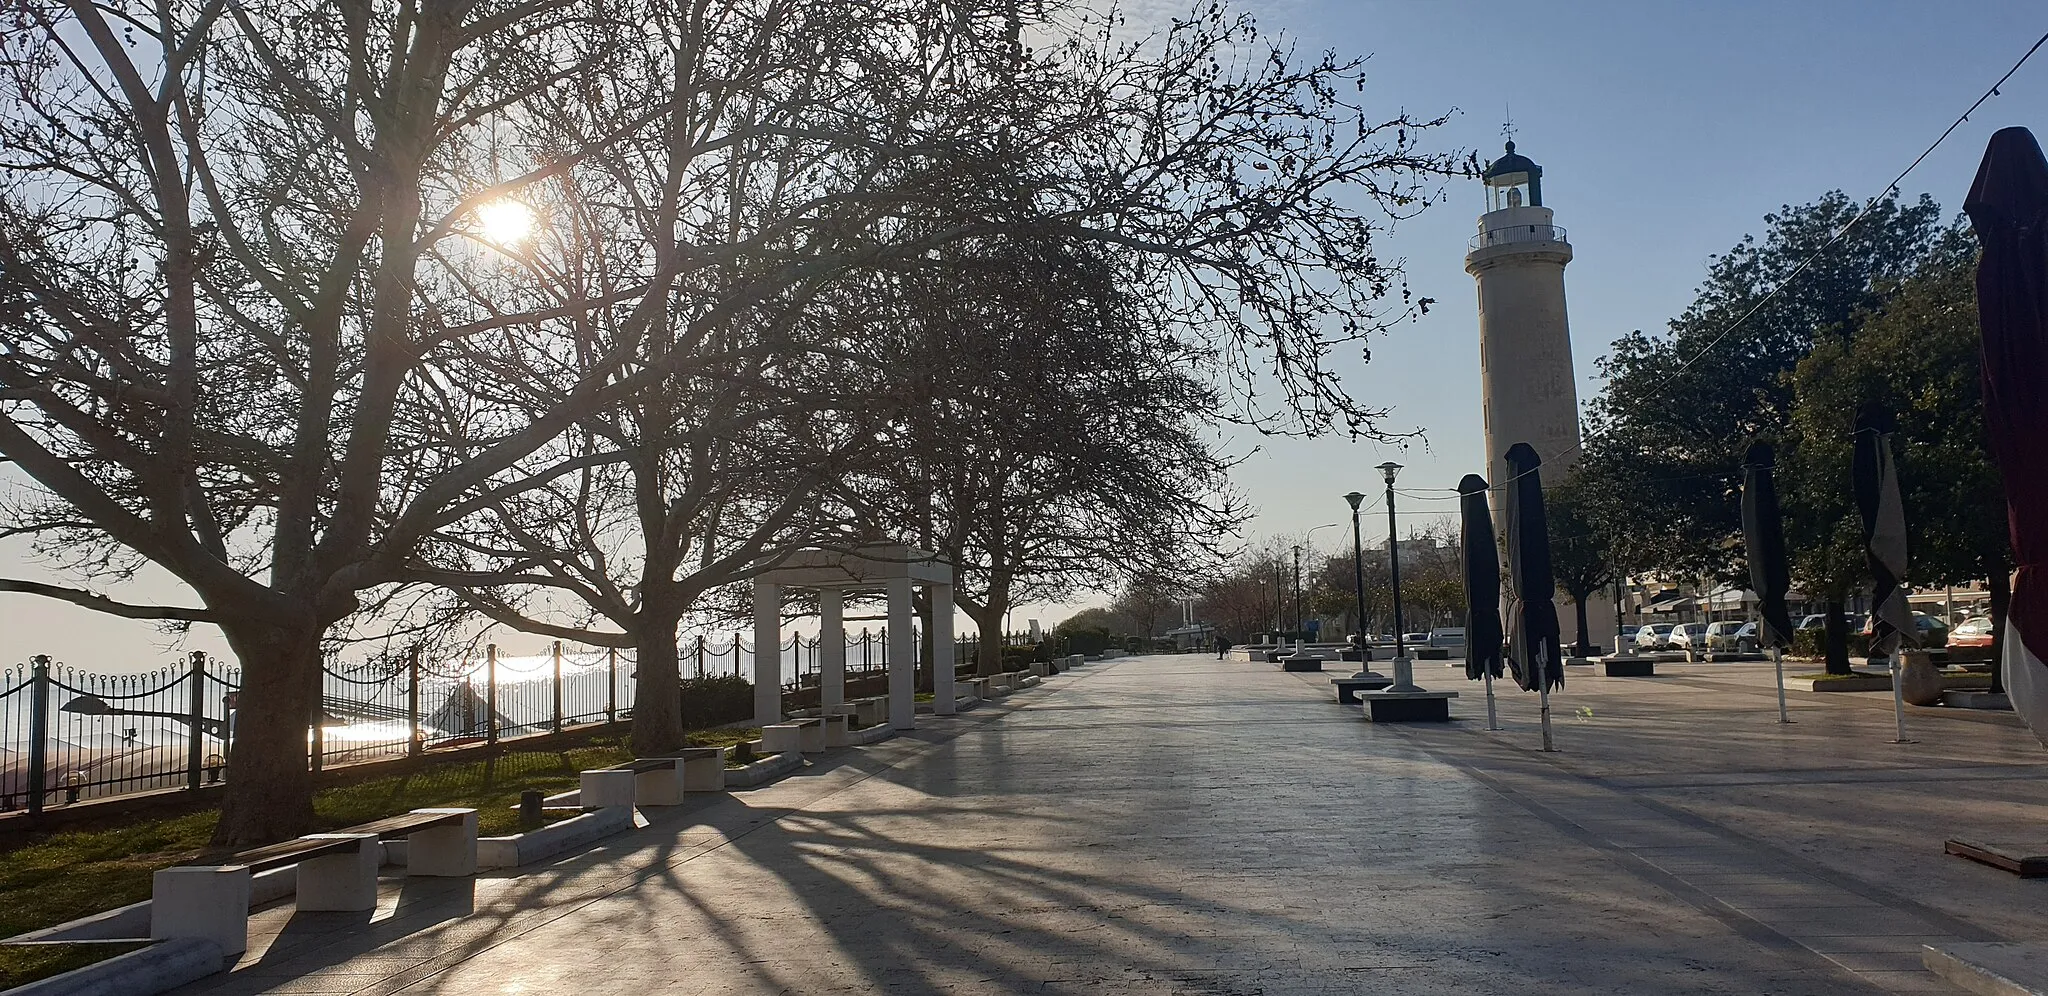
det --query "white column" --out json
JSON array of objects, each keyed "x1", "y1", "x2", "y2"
[
  {"x1": 820, "y1": 587, "x2": 846, "y2": 713},
  {"x1": 753, "y1": 581, "x2": 782, "y2": 727},
  {"x1": 932, "y1": 583, "x2": 956, "y2": 715},
  {"x1": 887, "y1": 576, "x2": 915, "y2": 730}
]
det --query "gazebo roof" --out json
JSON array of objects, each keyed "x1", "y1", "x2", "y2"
[{"x1": 752, "y1": 543, "x2": 952, "y2": 588}]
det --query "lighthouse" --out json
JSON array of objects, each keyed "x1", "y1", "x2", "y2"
[
  {"x1": 1465, "y1": 141, "x2": 1613, "y2": 654},
  {"x1": 1465, "y1": 141, "x2": 1580, "y2": 525}
]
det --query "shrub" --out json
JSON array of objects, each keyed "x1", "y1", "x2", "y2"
[
  {"x1": 680, "y1": 674, "x2": 754, "y2": 729},
  {"x1": 1002, "y1": 644, "x2": 1039, "y2": 671},
  {"x1": 1059, "y1": 627, "x2": 1113, "y2": 655},
  {"x1": 1790, "y1": 628, "x2": 1871, "y2": 660}
]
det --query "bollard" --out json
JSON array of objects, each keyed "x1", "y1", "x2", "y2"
[{"x1": 519, "y1": 789, "x2": 544, "y2": 829}]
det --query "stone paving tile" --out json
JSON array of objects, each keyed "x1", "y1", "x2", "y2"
[{"x1": 167, "y1": 657, "x2": 2036, "y2": 995}]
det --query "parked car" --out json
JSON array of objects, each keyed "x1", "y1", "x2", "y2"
[
  {"x1": 1402, "y1": 632, "x2": 1431, "y2": 646},
  {"x1": 1704, "y1": 621, "x2": 1747, "y2": 651},
  {"x1": 1860, "y1": 611, "x2": 1950, "y2": 643},
  {"x1": 1667, "y1": 622, "x2": 1710, "y2": 650},
  {"x1": 1799, "y1": 612, "x2": 1868, "y2": 632},
  {"x1": 1949, "y1": 616, "x2": 1995, "y2": 649},
  {"x1": 1733, "y1": 621, "x2": 1761, "y2": 653},
  {"x1": 1427, "y1": 628, "x2": 1466, "y2": 649},
  {"x1": 1633, "y1": 623, "x2": 1676, "y2": 650}
]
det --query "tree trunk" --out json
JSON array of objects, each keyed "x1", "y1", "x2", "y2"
[
  {"x1": 968, "y1": 604, "x2": 1005, "y2": 676},
  {"x1": 1572, "y1": 592, "x2": 1592, "y2": 658},
  {"x1": 212, "y1": 619, "x2": 322, "y2": 846},
  {"x1": 1989, "y1": 560, "x2": 2012, "y2": 694},
  {"x1": 1824, "y1": 598, "x2": 1853, "y2": 676},
  {"x1": 632, "y1": 612, "x2": 685, "y2": 757}
]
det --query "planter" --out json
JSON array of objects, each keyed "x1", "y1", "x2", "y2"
[
  {"x1": 477, "y1": 806, "x2": 634, "y2": 869},
  {"x1": 1899, "y1": 653, "x2": 1945, "y2": 706},
  {"x1": 1801, "y1": 673, "x2": 1893, "y2": 692},
  {"x1": 0, "y1": 938, "x2": 221, "y2": 996},
  {"x1": 721, "y1": 750, "x2": 804, "y2": 789}
]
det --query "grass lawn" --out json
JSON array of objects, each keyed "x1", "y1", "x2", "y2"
[
  {"x1": 0, "y1": 726, "x2": 767, "y2": 988},
  {"x1": 0, "y1": 741, "x2": 629, "y2": 989}
]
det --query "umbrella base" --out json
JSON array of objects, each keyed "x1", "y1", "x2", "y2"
[
  {"x1": 1601, "y1": 658, "x2": 1657, "y2": 677},
  {"x1": 1330, "y1": 673, "x2": 1392, "y2": 703},
  {"x1": 1358, "y1": 689, "x2": 1456, "y2": 722}
]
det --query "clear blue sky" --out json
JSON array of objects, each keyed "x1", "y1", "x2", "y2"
[
  {"x1": 5, "y1": 1, "x2": 2045, "y2": 662},
  {"x1": 1219, "y1": 0, "x2": 2048, "y2": 565}
]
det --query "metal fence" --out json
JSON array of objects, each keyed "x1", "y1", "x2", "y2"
[{"x1": 3, "y1": 628, "x2": 1044, "y2": 815}]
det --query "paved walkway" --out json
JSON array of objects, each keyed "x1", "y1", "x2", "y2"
[{"x1": 179, "y1": 655, "x2": 2048, "y2": 995}]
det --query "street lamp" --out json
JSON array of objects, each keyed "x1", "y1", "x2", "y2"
[
  {"x1": 1378, "y1": 463, "x2": 1407, "y2": 654},
  {"x1": 1291, "y1": 545, "x2": 1303, "y2": 639},
  {"x1": 1344, "y1": 492, "x2": 1377, "y2": 678},
  {"x1": 1378, "y1": 461, "x2": 1419, "y2": 692}
]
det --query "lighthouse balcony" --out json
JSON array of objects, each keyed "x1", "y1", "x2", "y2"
[{"x1": 1469, "y1": 224, "x2": 1566, "y2": 250}]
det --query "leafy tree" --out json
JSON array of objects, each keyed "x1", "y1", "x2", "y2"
[
  {"x1": 1583, "y1": 192, "x2": 1947, "y2": 584},
  {"x1": 1546, "y1": 478, "x2": 1615, "y2": 657},
  {"x1": 1790, "y1": 224, "x2": 2008, "y2": 675}
]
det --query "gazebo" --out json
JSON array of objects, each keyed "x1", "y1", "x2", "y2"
[{"x1": 751, "y1": 544, "x2": 955, "y2": 731}]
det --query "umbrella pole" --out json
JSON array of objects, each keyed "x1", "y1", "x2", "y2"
[
  {"x1": 1483, "y1": 667, "x2": 1501, "y2": 731},
  {"x1": 1888, "y1": 653, "x2": 1915, "y2": 744},
  {"x1": 1538, "y1": 681, "x2": 1557, "y2": 752},
  {"x1": 1771, "y1": 648, "x2": 1792, "y2": 724}
]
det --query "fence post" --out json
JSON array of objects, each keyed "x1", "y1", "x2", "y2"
[
  {"x1": 27, "y1": 655, "x2": 50, "y2": 815},
  {"x1": 486, "y1": 643, "x2": 499, "y2": 751},
  {"x1": 606, "y1": 647, "x2": 618, "y2": 724},
  {"x1": 734, "y1": 630, "x2": 743, "y2": 678},
  {"x1": 552, "y1": 640, "x2": 565, "y2": 733},
  {"x1": 186, "y1": 652, "x2": 206, "y2": 793},
  {"x1": 695, "y1": 635, "x2": 705, "y2": 679},
  {"x1": 407, "y1": 647, "x2": 423, "y2": 757}
]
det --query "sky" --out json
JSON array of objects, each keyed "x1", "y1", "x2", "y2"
[
  {"x1": 1196, "y1": 0, "x2": 2048, "y2": 573},
  {"x1": 4, "y1": 0, "x2": 2046, "y2": 667}
]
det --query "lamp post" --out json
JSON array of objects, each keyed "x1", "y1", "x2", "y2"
[
  {"x1": 1291, "y1": 545, "x2": 1303, "y2": 639},
  {"x1": 1378, "y1": 461, "x2": 1418, "y2": 692},
  {"x1": 1344, "y1": 492, "x2": 1381, "y2": 680}
]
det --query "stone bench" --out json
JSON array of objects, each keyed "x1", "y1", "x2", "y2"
[
  {"x1": 1329, "y1": 673, "x2": 1392, "y2": 703},
  {"x1": 761, "y1": 717, "x2": 826, "y2": 754},
  {"x1": 1279, "y1": 653, "x2": 1328, "y2": 672},
  {"x1": 149, "y1": 814, "x2": 425, "y2": 953},
  {"x1": 151, "y1": 806, "x2": 481, "y2": 953},
  {"x1": 609, "y1": 748, "x2": 729, "y2": 803}
]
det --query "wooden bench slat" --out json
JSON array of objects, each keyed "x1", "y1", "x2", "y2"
[
  {"x1": 229, "y1": 835, "x2": 368, "y2": 873},
  {"x1": 341, "y1": 811, "x2": 468, "y2": 838}
]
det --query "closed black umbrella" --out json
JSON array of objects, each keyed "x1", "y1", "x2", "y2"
[
  {"x1": 1460, "y1": 474, "x2": 1504, "y2": 681},
  {"x1": 1967, "y1": 126, "x2": 2048, "y2": 743},
  {"x1": 1503, "y1": 443, "x2": 1563, "y2": 693},
  {"x1": 1853, "y1": 408, "x2": 1912, "y2": 658},
  {"x1": 1741, "y1": 441, "x2": 1797, "y2": 650}
]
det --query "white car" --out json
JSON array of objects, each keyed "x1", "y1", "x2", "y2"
[
  {"x1": 1667, "y1": 622, "x2": 1710, "y2": 650},
  {"x1": 1633, "y1": 623, "x2": 1676, "y2": 650},
  {"x1": 1704, "y1": 621, "x2": 1747, "y2": 651},
  {"x1": 1427, "y1": 628, "x2": 1466, "y2": 649}
]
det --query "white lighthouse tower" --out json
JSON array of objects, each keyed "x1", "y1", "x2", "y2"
[
  {"x1": 1466, "y1": 141, "x2": 1580, "y2": 502},
  {"x1": 1465, "y1": 141, "x2": 1613, "y2": 653}
]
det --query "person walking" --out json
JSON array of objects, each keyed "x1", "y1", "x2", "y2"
[{"x1": 1215, "y1": 633, "x2": 1231, "y2": 659}]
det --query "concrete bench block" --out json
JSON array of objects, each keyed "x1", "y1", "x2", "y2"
[
  {"x1": 760, "y1": 723, "x2": 802, "y2": 754},
  {"x1": 682, "y1": 748, "x2": 727, "y2": 791},
  {"x1": 295, "y1": 833, "x2": 380, "y2": 912},
  {"x1": 406, "y1": 809, "x2": 479, "y2": 877},
  {"x1": 632, "y1": 764, "x2": 686, "y2": 806},
  {"x1": 580, "y1": 769, "x2": 636, "y2": 808},
  {"x1": 823, "y1": 713, "x2": 852, "y2": 747},
  {"x1": 152, "y1": 865, "x2": 253, "y2": 955}
]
